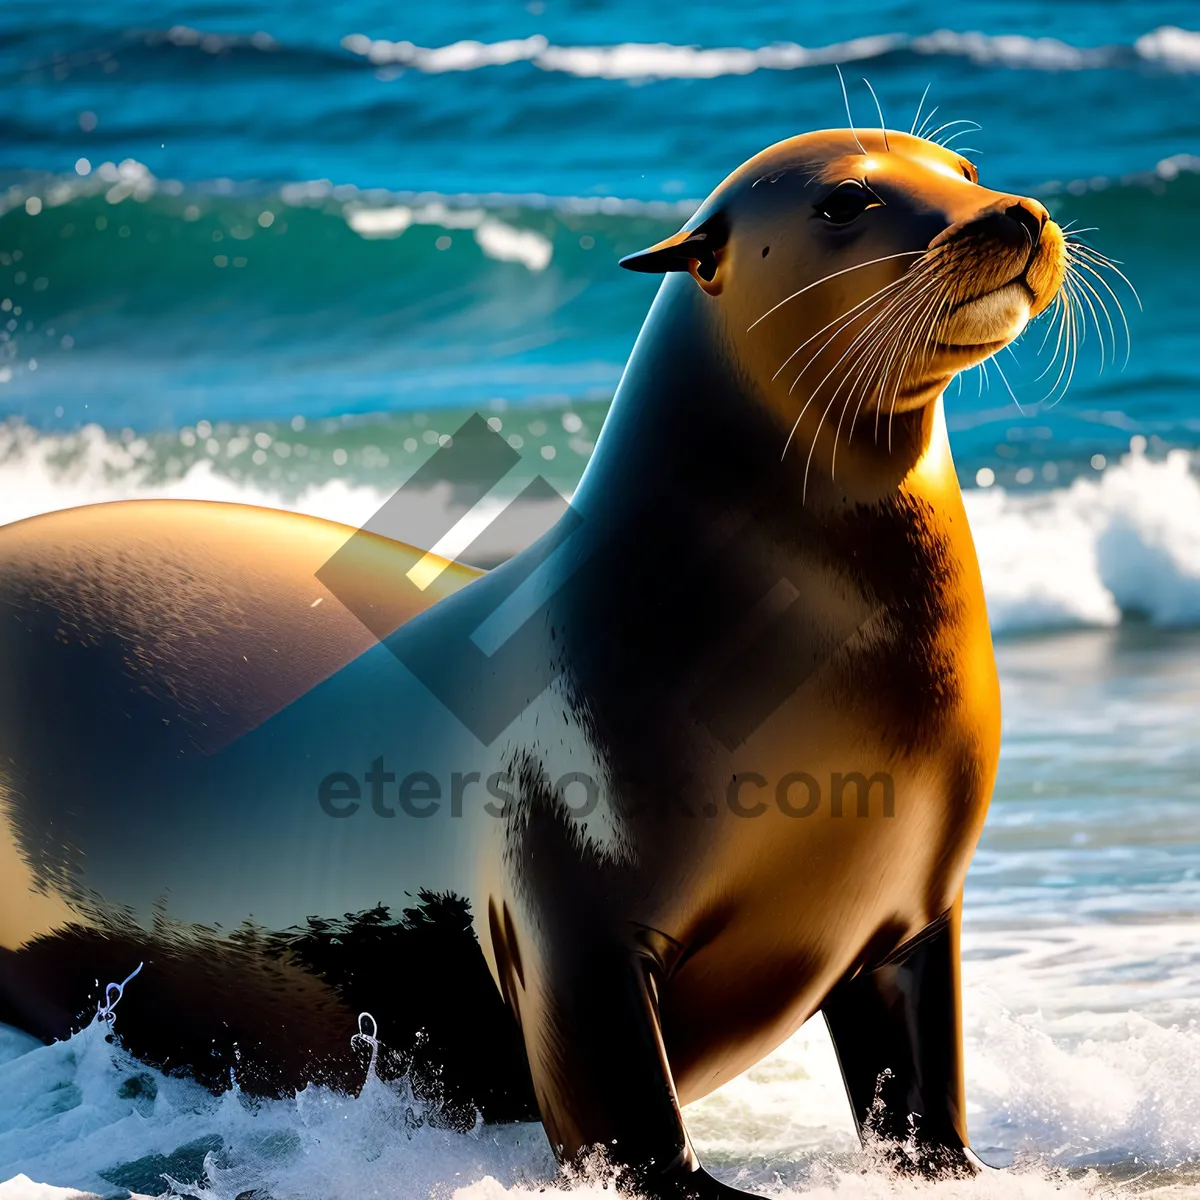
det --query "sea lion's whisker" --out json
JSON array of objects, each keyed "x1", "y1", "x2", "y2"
[
  {"x1": 831, "y1": 381, "x2": 865, "y2": 479},
  {"x1": 859, "y1": 272, "x2": 940, "y2": 397},
  {"x1": 1039, "y1": 286, "x2": 1078, "y2": 405},
  {"x1": 1070, "y1": 247, "x2": 1130, "y2": 278},
  {"x1": 771, "y1": 259, "x2": 942, "y2": 388},
  {"x1": 1038, "y1": 297, "x2": 1073, "y2": 399},
  {"x1": 790, "y1": 270, "x2": 944, "y2": 404},
  {"x1": 1036, "y1": 291, "x2": 1066, "y2": 358},
  {"x1": 748, "y1": 251, "x2": 925, "y2": 331},
  {"x1": 770, "y1": 271, "x2": 914, "y2": 381},
  {"x1": 888, "y1": 285, "x2": 952, "y2": 451},
  {"x1": 843, "y1": 292, "x2": 918, "y2": 423},
  {"x1": 835, "y1": 271, "x2": 942, "y2": 468},
  {"x1": 843, "y1": 318, "x2": 907, "y2": 452},
  {"x1": 806, "y1": 307, "x2": 909, "y2": 492},
  {"x1": 1066, "y1": 268, "x2": 1111, "y2": 373},
  {"x1": 1068, "y1": 242, "x2": 1127, "y2": 270},
  {"x1": 782, "y1": 274, "x2": 932, "y2": 466},
  {"x1": 872, "y1": 292, "x2": 930, "y2": 446},
  {"x1": 1068, "y1": 264, "x2": 1119, "y2": 369},
  {"x1": 782, "y1": 271, "x2": 933, "y2": 397},
  {"x1": 1070, "y1": 246, "x2": 1141, "y2": 309},
  {"x1": 1063, "y1": 236, "x2": 1120, "y2": 261},
  {"x1": 1069, "y1": 252, "x2": 1139, "y2": 330},
  {"x1": 1041, "y1": 289, "x2": 1081, "y2": 410},
  {"x1": 1060, "y1": 289, "x2": 1083, "y2": 403},
  {"x1": 816, "y1": 353, "x2": 869, "y2": 483},
  {"x1": 866, "y1": 282, "x2": 927, "y2": 446},
  {"x1": 880, "y1": 300, "x2": 931, "y2": 450},
  {"x1": 1063, "y1": 274, "x2": 1089, "y2": 352},
  {"x1": 826, "y1": 281, "x2": 924, "y2": 476},
  {"x1": 876, "y1": 277, "x2": 949, "y2": 444},
  {"x1": 1068, "y1": 245, "x2": 1142, "y2": 311},
  {"x1": 1036, "y1": 291, "x2": 1070, "y2": 380},
  {"x1": 990, "y1": 355, "x2": 1023, "y2": 412},
  {"x1": 781, "y1": 392, "x2": 821, "y2": 467},
  {"x1": 786, "y1": 303, "x2": 897, "y2": 463},
  {"x1": 925, "y1": 119, "x2": 981, "y2": 144},
  {"x1": 863, "y1": 77, "x2": 890, "y2": 152},
  {"x1": 1068, "y1": 257, "x2": 1134, "y2": 366},
  {"x1": 836, "y1": 65, "x2": 868, "y2": 155},
  {"x1": 1064, "y1": 274, "x2": 1095, "y2": 365},
  {"x1": 915, "y1": 105, "x2": 939, "y2": 140},
  {"x1": 910, "y1": 82, "x2": 932, "y2": 136}
]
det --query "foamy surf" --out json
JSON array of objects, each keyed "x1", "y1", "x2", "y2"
[
  {"x1": 964, "y1": 442, "x2": 1200, "y2": 632},
  {"x1": 1, "y1": 422, "x2": 1198, "y2": 635},
  {"x1": 0, "y1": 420, "x2": 396, "y2": 535},
  {"x1": 337, "y1": 27, "x2": 1200, "y2": 79},
  {"x1": 1, "y1": 928, "x2": 1198, "y2": 1199}
]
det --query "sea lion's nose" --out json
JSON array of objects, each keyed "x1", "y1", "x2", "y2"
[
  {"x1": 930, "y1": 195, "x2": 1049, "y2": 253},
  {"x1": 1005, "y1": 199, "x2": 1047, "y2": 250}
]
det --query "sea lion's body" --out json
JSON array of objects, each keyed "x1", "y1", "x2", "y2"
[{"x1": 0, "y1": 128, "x2": 1067, "y2": 1195}]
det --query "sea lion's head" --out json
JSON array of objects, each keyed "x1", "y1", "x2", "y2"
[{"x1": 621, "y1": 129, "x2": 1068, "y2": 482}]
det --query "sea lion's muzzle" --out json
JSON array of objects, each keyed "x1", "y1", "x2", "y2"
[{"x1": 932, "y1": 195, "x2": 1064, "y2": 349}]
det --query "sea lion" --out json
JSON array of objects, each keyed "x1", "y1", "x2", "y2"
[{"x1": 0, "y1": 128, "x2": 1065, "y2": 1196}]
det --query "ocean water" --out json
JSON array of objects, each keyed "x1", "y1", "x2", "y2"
[{"x1": 2, "y1": 1, "x2": 1200, "y2": 1197}]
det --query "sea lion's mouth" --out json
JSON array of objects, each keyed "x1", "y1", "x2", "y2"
[{"x1": 938, "y1": 280, "x2": 1034, "y2": 350}]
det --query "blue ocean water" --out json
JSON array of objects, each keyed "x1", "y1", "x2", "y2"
[
  {"x1": 1, "y1": 1, "x2": 1198, "y2": 475},
  {"x1": 3, "y1": 5, "x2": 1200, "y2": 1199}
]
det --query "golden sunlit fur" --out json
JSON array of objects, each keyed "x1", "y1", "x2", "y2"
[{"x1": 630, "y1": 126, "x2": 1129, "y2": 498}]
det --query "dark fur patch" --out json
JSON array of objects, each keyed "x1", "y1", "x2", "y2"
[{"x1": 0, "y1": 893, "x2": 537, "y2": 1126}]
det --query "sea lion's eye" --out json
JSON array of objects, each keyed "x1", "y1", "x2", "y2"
[{"x1": 813, "y1": 180, "x2": 882, "y2": 226}]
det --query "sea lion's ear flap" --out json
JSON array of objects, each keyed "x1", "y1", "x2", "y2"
[{"x1": 618, "y1": 213, "x2": 728, "y2": 285}]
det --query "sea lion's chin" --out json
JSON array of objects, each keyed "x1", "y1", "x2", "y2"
[{"x1": 938, "y1": 281, "x2": 1033, "y2": 357}]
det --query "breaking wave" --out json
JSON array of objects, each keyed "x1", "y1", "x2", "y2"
[
  {"x1": 2, "y1": 920, "x2": 1199, "y2": 1197},
  {"x1": 0, "y1": 421, "x2": 1198, "y2": 637},
  {"x1": 335, "y1": 26, "x2": 1200, "y2": 79}
]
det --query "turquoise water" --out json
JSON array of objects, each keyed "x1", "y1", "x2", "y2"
[
  {"x1": 2, "y1": 3, "x2": 1200, "y2": 1197},
  {"x1": 1, "y1": 2, "x2": 1199, "y2": 475}
]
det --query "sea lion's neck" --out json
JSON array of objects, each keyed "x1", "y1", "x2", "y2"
[{"x1": 573, "y1": 278, "x2": 950, "y2": 542}]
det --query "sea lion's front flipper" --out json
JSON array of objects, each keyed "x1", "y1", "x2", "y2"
[
  {"x1": 522, "y1": 934, "x2": 753, "y2": 1199},
  {"x1": 820, "y1": 898, "x2": 979, "y2": 1176}
]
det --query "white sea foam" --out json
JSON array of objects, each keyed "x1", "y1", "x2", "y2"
[
  {"x1": 343, "y1": 201, "x2": 554, "y2": 271},
  {"x1": 1135, "y1": 26, "x2": 1200, "y2": 70},
  {"x1": 964, "y1": 443, "x2": 1200, "y2": 632},
  {"x1": 1, "y1": 426, "x2": 1198, "y2": 636},
  {"x1": 910, "y1": 31, "x2": 1108, "y2": 71},
  {"x1": 1, "y1": 922, "x2": 1199, "y2": 1198},
  {"x1": 0, "y1": 422, "x2": 394, "y2": 533},
  {"x1": 337, "y1": 27, "x2": 1200, "y2": 79},
  {"x1": 338, "y1": 32, "x2": 899, "y2": 78}
]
